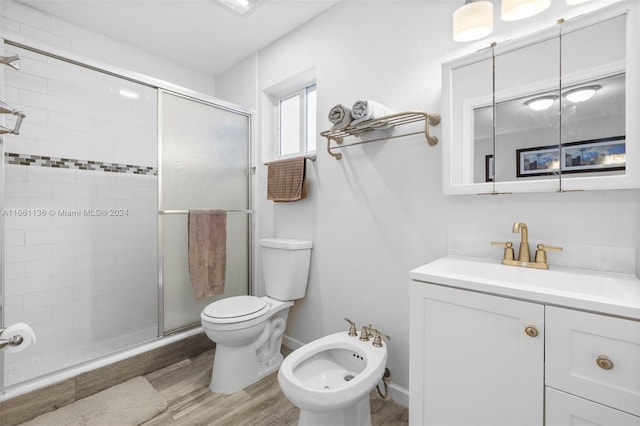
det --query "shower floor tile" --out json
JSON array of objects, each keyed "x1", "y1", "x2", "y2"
[{"x1": 4, "y1": 326, "x2": 157, "y2": 387}]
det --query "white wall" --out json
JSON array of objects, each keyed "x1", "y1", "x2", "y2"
[
  {"x1": 0, "y1": 0, "x2": 215, "y2": 96},
  {"x1": 217, "y1": 0, "x2": 640, "y2": 401}
]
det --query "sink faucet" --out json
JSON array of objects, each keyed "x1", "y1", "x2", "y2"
[
  {"x1": 512, "y1": 222, "x2": 530, "y2": 262},
  {"x1": 492, "y1": 221, "x2": 563, "y2": 269}
]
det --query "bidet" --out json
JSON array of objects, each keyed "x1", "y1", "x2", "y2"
[{"x1": 278, "y1": 331, "x2": 388, "y2": 426}]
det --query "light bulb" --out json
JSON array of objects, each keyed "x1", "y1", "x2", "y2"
[{"x1": 453, "y1": 0, "x2": 494, "y2": 42}]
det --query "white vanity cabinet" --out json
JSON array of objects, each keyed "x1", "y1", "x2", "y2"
[
  {"x1": 409, "y1": 256, "x2": 640, "y2": 426},
  {"x1": 409, "y1": 284, "x2": 544, "y2": 426}
]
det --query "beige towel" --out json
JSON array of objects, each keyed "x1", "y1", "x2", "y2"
[
  {"x1": 188, "y1": 209, "x2": 227, "y2": 299},
  {"x1": 267, "y1": 157, "x2": 308, "y2": 202}
]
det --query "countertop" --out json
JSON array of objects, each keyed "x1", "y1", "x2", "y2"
[{"x1": 410, "y1": 256, "x2": 640, "y2": 320}]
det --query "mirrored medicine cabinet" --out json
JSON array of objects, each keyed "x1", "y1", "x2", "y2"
[{"x1": 442, "y1": 1, "x2": 640, "y2": 194}]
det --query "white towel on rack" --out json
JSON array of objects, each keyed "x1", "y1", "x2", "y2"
[
  {"x1": 350, "y1": 99, "x2": 396, "y2": 128},
  {"x1": 328, "y1": 104, "x2": 353, "y2": 129}
]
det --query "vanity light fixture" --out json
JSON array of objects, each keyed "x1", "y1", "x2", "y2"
[
  {"x1": 501, "y1": 0, "x2": 551, "y2": 21},
  {"x1": 453, "y1": 0, "x2": 494, "y2": 42},
  {"x1": 524, "y1": 95, "x2": 558, "y2": 111},
  {"x1": 217, "y1": 0, "x2": 262, "y2": 16},
  {"x1": 564, "y1": 85, "x2": 601, "y2": 103}
]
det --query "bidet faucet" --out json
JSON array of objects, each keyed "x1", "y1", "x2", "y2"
[{"x1": 512, "y1": 222, "x2": 531, "y2": 262}]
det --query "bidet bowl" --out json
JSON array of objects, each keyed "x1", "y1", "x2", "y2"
[{"x1": 277, "y1": 331, "x2": 388, "y2": 412}]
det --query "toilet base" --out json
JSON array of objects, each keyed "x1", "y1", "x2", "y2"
[
  {"x1": 210, "y1": 343, "x2": 284, "y2": 394},
  {"x1": 297, "y1": 394, "x2": 372, "y2": 426}
]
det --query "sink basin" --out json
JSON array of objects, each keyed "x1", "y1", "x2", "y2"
[{"x1": 410, "y1": 256, "x2": 640, "y2": 319}]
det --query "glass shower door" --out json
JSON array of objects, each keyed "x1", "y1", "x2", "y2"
[{"x1": 160, "y1": 91, "x2": 251, "y2": 333}]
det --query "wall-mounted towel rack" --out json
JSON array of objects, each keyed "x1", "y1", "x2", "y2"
[
  {"x1": 320, "y1": 110, "x2": 441, "y2": 160},
  {"x1": 159, "y1": 209, "x2": 253, "y2": 215},
  {"x1": 263, "y1": 153, "x2": 316, "y2": 165}
]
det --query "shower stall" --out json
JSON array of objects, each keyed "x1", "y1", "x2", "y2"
[{"x1": 0, "y1": 42, "x2": 251, "y2": 394}]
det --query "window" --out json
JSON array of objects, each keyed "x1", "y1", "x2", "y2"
[{"x1": 278, "y1": 83, "x2": 316, "y2": 158}]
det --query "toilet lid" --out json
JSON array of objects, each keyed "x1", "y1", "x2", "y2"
[{"x1": 202, "y1": 296, "x2": 268, "y2": 321}]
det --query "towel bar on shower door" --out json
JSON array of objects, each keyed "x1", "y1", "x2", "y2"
[{"x1": 159, "y1": 209, "x2": 253, "y2": 215}]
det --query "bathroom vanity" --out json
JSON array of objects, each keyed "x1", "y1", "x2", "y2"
[{"x1": 409, "y1": 256, "x2": 640, "y2": 426}]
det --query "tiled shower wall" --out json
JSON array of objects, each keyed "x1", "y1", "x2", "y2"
[{"x1": 2, "y1": 43, "x2": 159, "y2": 365}]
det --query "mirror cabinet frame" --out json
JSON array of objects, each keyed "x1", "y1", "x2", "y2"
[{"x1": 442, "y1": 1, "x2": 640, "y2": 195}]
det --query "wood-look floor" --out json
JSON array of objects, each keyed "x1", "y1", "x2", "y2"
[{"x1": 142, "y1": 349, "x2": 408, "y2": 425}]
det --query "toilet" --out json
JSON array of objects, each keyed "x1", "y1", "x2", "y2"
[
  {"x1": 278, "y1": 331, "x2": 388, "y2": 426},
  {"x1": 200, "y1": 238, "x2": 312, "y2": 394}
]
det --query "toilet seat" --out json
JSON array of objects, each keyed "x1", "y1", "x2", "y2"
[{"x1": 202, "y1": 296, "x2": 269, "y2": 324}]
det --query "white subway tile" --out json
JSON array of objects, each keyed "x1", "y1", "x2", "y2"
[
  {"x1": 4, "y1": 164, "x2": 28, "y2": 181},
  {"x1": 74, "y1": 225, "x2": 118, "y2": 241},
  {"x1": 5, "y1": 275, "x2": 51, "y2": 296},
  {"x1": 4, "y1": 295, "x2": 24, "y2": 314},
  {"x1": 5, "y1": 244, "x2": 51, "y2": 264},
  {"x1": 4, "y1": 180, "x2": 52, "y2": 198},
  {"x1": 27, "y1": 166, "x2": 77, "y2": 184},
  {"x1": 5, "y1": 68, "x2": 48, "y2": 94},
  {"x1": 52, "y1": 241, "x2": 93, "y2": 258},
  {"x1": 2, "y1": 1, "x2": 51, "y2": 31},
  {"x1": 5, "y1": 263, "x2": 26, "y2": 280},
  {"x1": 96, "y1": 184, "x2": 134, "y2": 200},
  {"x1": 4, "y1": 214, "x2": 52, "y2": 230},
  {"x1": 75, "y1": 253, "x2": 117, "y2": 270},
  {"x1": 3, "y1": 197, "x2": 27, "y2": 209},
  {"x1": 6, "y1": 305, "x2": 52, "y2": 326},
  {"x1": 25, "y1": 227, "x2": 74, "y2": 245},
  {"x1": 20, "y1": 23, "x2": 71, "y2": 50},
  {"x1": 50, "y1": 17, "x2": 97, "y2": 48},
  {"x1": 5, "y1": 229, "x2": 25, "y2": 246},
  {"x1": 1, "y1": 16, "x2": 20, "y2": 32},
  {"x1": 52, "y1": 182, "x2": 97, "y2": 199},
  {"x1": 19, "y1": 88, "x2": 70, "y2": 113},
  {"x1": 31, "y1": 316, "x2": 74, "y2": 339},
  {"x1": 51, "y1": 297, "x2": 96, "y2": 319},
  {"x1": 27, "y1": 257, "x2": 76, "y2": 277},
  {"x1": 53, "y1": 269, "x2": 93, "y2": 289}
]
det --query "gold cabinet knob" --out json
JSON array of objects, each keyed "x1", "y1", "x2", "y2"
[
  {"x1": 596, "y1": 355, "x2": 614, "y2": 370},
  {"x1": 524, "y1": 325, "x2": 539, "y2": 337}
]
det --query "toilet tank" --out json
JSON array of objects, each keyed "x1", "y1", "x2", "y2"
[{"x1": 260, "y1": 238, "x2": 312, "y2": 301}]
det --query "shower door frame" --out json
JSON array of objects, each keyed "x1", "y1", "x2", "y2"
[
  {"x1": 157, "y1": 89, "x2": 253, "y2": 335},
  {"x1": 0, "y1": 32, "x2": 254, "y2": 391}
]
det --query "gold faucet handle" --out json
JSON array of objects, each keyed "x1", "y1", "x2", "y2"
[
  {"x1": 344, "y1": 317, "x2": 358, "y2": 337},
  {"x1": 491, "y1": 241, "x2": 515, "y2": 261},
  {"x1": 537, "y1": 244, "x2": 563, "y2": 252},
  {"x1": 534, "y1": 244, "x2": 563, "y2": 265}
]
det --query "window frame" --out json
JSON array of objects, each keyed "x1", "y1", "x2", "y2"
[{"x1": 277, "y1": 83, "x2": 316, "y2": 159}]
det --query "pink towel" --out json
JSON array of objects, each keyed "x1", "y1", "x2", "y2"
[{"x1": 188, "y1": 209, "x2": 227, "y2": 299}]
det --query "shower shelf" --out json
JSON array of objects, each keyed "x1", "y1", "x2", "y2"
[{"x1": 320, "y1": 110, "x2": 441, "y2": 160}]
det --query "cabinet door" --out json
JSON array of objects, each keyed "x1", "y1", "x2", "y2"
[
  {"x1": 546, "y1": 387, "x2": 640, "y2": 426},
  {"x1": 409, "y1": 283, "x2": 544, "y2": 426}
]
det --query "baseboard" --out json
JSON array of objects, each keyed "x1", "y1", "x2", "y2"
[
  {"x1": 282, "y1": 334, "x2": 305, "y2": 351},
  {"x1": 387, "y1": 382, "x2": 409, "y2": 408},
  {"x1": 282, "y1": 333, "x2": 409, "y2": 408}
]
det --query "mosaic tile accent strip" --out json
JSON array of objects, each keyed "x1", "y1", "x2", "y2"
[{"x1": 5, "y1": 153, "x2": 157, "y2": 175}]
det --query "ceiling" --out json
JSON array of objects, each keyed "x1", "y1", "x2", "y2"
[{"x1": 16, "y1": 0, "x2": 341, "y2": 77}]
